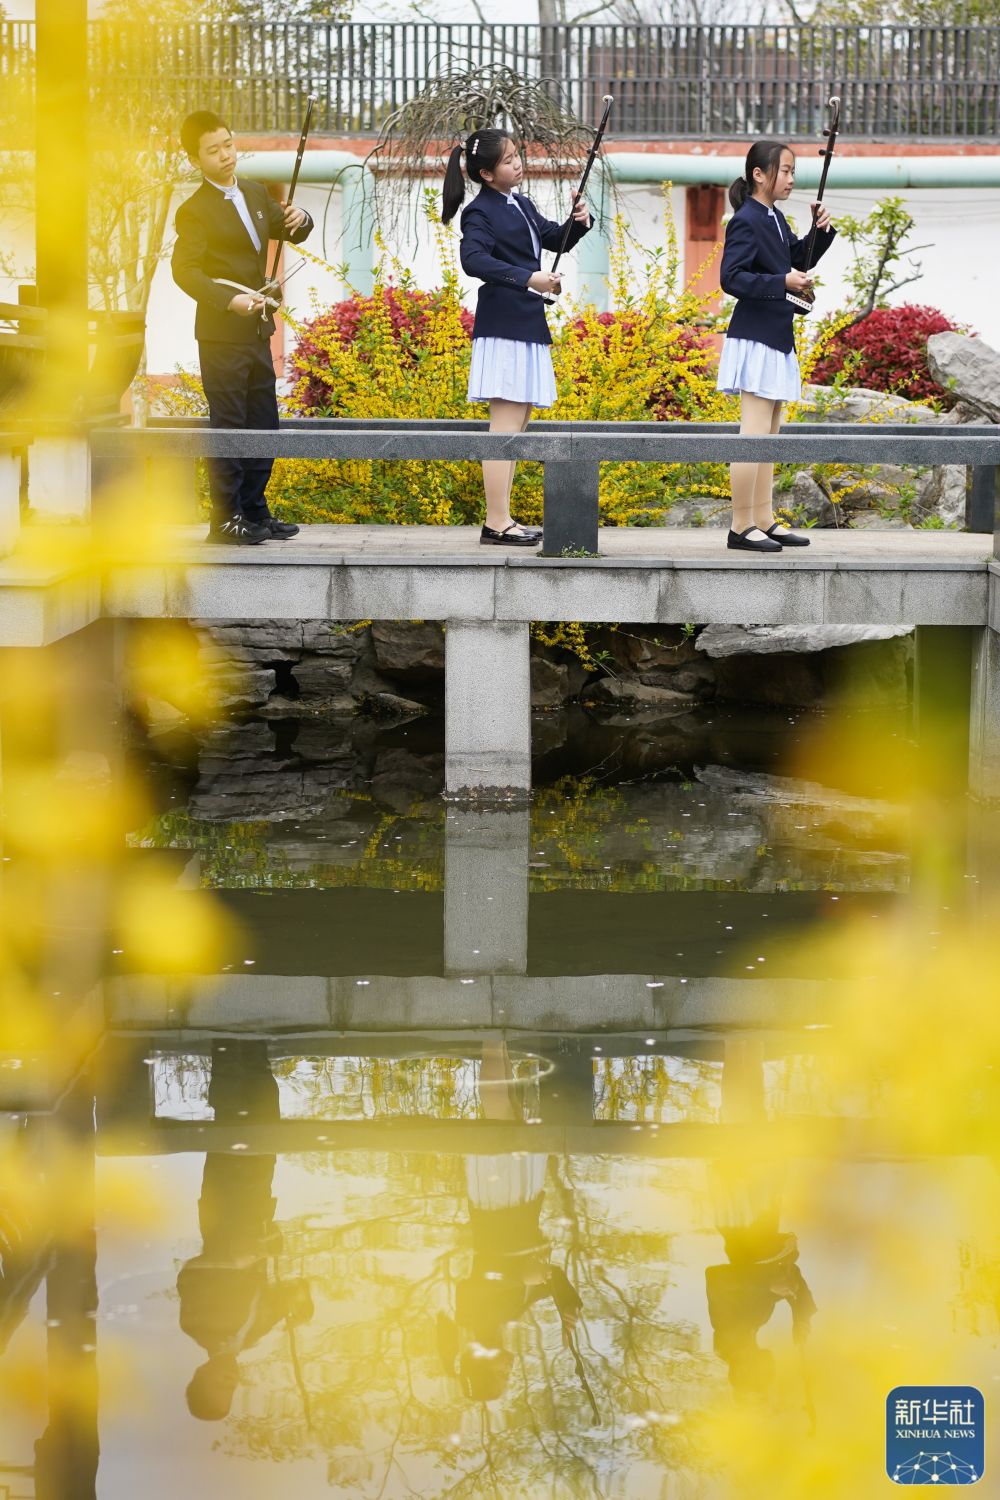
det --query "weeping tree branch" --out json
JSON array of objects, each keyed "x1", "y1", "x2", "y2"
[{"x1": 363, "y1": 62, "x2": 616, "y2": 244}]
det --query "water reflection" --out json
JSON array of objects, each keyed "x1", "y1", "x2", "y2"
[
  {"x1": 706, "y1": 1041, "x2": 815, "y2": 1406},
  {"x1": 2, "y1": 696, "x2": 998, "y2": 1497},
  {"x1": 177, "y1": 1041, "x2": 314, "y2": 1424},
  {"x1": 439, "y1": 1040, "x2": 585, "y2": 1410}
]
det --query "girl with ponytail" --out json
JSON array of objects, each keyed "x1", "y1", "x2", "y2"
[
  {"x1": 717, "y1": 140, "x2": 836, "y2": 553},
  {"x1": 442, "y1": 129, "x2": 592, "y2": 546}
]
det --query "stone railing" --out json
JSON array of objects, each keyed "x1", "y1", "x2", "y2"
[{"x1": 95, "y1": 417, "x2": 1000, "y2": 555}]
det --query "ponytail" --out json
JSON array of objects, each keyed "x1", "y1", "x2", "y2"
[
  {"x1": 728, "y1": 174, "x2": 749, "y2": 211},
  {"x1": 441, "y1": 128, "x2": 513, "y2": 224},
  {"x1": 442, "y1": 144, "x2": 466, "y2": 225},
  {"x1": 729, "y1": 139, "x2": 791, "y2": 212}
]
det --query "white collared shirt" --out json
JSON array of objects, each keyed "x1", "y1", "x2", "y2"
[
  {"x1": 767, "y1": 206, "x2": 784, "y2": 243},
  {"x1": 504, "y1": 191, "x2": 541, "y2": 260},
  {"x1": 208, "y1": 176, "x2": 262, "y2": 254}
]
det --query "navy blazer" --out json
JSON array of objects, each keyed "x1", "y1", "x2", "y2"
[
  {"x1": 720, "y1": 197, "x2": 836, "y2": 354},
  {"x1": 459, "y1": 185, "x2": 591, "y2": 345},
  {"x1": 172, "y1": 177, "x2": 313, "y2": 345}
]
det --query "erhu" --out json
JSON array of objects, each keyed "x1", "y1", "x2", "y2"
[
  {"x1": 213, "y1": 93, "x2": 317, "y2": 318},
  {"x1": 786, "y1": 94, "x2": 841, "y2": 316},
  {"x1": 542, "y1": 93, "x2": 614, "y2": 305}
]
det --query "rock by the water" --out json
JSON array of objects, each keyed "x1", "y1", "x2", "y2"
[
  {"x1": 361, "y1": 691, "x2": 428, "y2": 721},
  {"x1": 290, "y1": 658, "x2": 354, "y2": 695},
  {"x1": 530, "y1": 656, "x2": 571, "y2": 710},
  {"x1": 583, "y1": 678, "x2": 698, "y2": 714},
  {"x1": 371, "y1": 620, "x2": 445, "y2": 680},
  {"x1": 696, "y1": 624, "x2": 912, "y2": 658}
]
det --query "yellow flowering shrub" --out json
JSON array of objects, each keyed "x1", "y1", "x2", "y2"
[{"x1": 271, "y1": 199, "x2": 742, "y2": 527}]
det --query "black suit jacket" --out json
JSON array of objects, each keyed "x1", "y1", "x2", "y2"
[
  {"x1": 171, "y1": 177, "x2": 313, "y2": 344},
  {"x1": 720, "y1": 197, "x2": 835, "y2": 354},
  {"x1": 459, "y1": 185, "x2": 591, "y2": 346}
]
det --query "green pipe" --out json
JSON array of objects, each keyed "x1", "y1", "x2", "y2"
[
  {"x1": 239, "y1": 149, "x2": 1000, "y2": 191},
  {"x1": 605, "y1": 151, "x2": 1000, "y2": 189},
  {"x1": 238, "y1": 150, "x2": 362, "y2": 181}
]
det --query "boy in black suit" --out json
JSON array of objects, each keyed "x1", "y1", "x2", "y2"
[{"x1": 172, "y1": 110, "x2": 314, "y2": 544}]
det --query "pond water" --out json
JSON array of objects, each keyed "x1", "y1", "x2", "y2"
[{"x1": 1, "y1": 698, "x2": 997, "y2": 1499}]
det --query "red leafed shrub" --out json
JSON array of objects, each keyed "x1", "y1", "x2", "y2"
[
  {"x1": 290, "y1": 286, "x2": 474, "y2": 410},
  {"x1": 811, "y1": 304, "x2": 970, "y2": 405}
]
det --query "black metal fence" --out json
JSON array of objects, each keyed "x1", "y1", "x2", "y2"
[{"x1": 3, "y1": 21, "x2": 1000, "y2": 139}]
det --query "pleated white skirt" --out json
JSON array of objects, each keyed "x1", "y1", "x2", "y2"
[
  {"x1": 467, "y1": 337, "x2": 557, "y2": 408},
  {"x1": 717, "y1": 337, "x2": 802, "y2": 402}
]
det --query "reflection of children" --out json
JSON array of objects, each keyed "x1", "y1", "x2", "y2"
[
  {"x1": 705, "y1": 1039, "x2": 816, "y2": 1398},
  {"x1": 177, "y1": 1041, "x2": 313, "y2": 1421},
  {"x1": 438, "y1": 1040, "x2": 581, "y2": 1402},
  {"x1": 706, "y1": 1229, "x2": 816, "y2": 1397}
]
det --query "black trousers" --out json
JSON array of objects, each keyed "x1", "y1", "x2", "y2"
[{"x1": 199, "y1": 338, "x2": 279, "y2": 525}]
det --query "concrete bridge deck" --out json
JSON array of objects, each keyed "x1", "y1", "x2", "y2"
[
  {"x1": 1, "y1": 526, "x2": 994, "y2": 646},
  {"x1": 120, "y1": 525, "x2": 995, "y2": 629}
]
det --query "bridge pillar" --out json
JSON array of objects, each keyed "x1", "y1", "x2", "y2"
[
  {"x1": 969, "y1": 624, "x2": 1000, "y2": 802},
  {"x1": 444, "y1": 807, "x2": 529, "y2": 975},
  {"x1": 913, "y1": 625, "x2": 974, "y2": 792},
  {"x1": 444, "y1": 619, "x2": 531, "y2": 797}
]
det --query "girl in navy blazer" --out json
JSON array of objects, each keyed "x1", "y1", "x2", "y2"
[
  {"x1": 442, "y1": 129, "x2": 591, "y2": 546},
  {"x1": 717, "y1": 141, "x2": 836, "y2": 553}
]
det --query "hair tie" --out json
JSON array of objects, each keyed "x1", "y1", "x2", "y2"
[{"x1": 470, "y1": 137, "x2": 479, "y2": 156}]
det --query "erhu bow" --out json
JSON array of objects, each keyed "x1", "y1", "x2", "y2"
[
  {"x1": 543, "y1": 93, "x2": 614, "y2": 305},
  {"x1": 786, "y1": 94, "x2": 841, "y2": 316}
]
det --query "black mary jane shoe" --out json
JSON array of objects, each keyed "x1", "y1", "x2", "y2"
[
  {"x1": 480, "y1": 523, "x2": 541, "y2": 547},
  {"x1": 765, "y1": 522, "x2": 810, "y2": 548},
  {"x1": 727, "y1": 526, "x2": 782, "y2": 554}
]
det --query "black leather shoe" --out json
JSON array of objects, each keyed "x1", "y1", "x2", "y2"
[
  {"x1": 266, "y1": 518, "x2": 300, "y2": 540},
  {"x1": 480, "y1": 524, "x2": 541, "y2": 547},
  {"x1": 727, "y1": 526, "x2": 783, "y2": 554},
  {"x1": 206, "y1": 517, "x2": 270, "y2": 545},
  {"x1": 765, "y1": 523, "x2": 810, "y2": 547}
]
